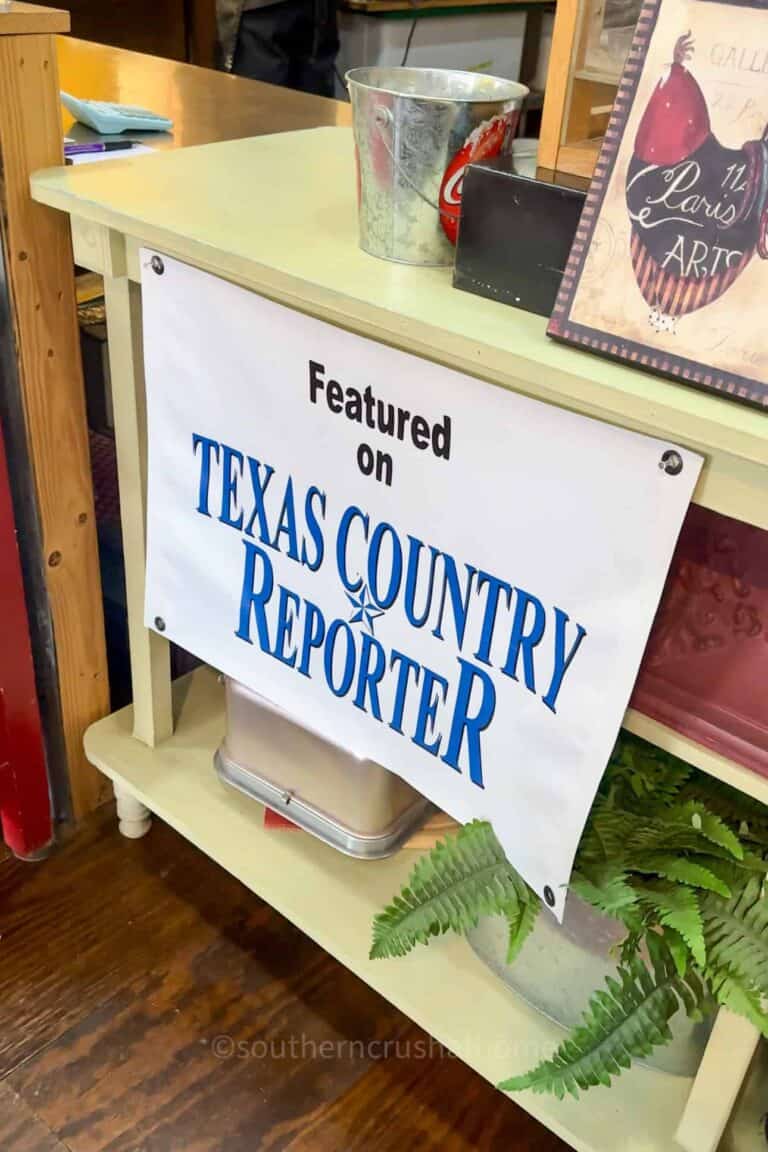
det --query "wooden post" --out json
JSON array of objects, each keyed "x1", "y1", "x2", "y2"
[
  {"x1": 675, "y1": 1009, "x2": 761, "y2": 1152},
  {"x1": 184, "y1": 0, "x2": 218, "y2": 67},
  {"x1": 0, "y1": 3, "x2": 111, "y2": 818},
  {"x1": 537, "y1": 0, "x2": 580, "y2": 172}
]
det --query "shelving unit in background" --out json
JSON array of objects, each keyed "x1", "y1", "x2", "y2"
[
  {"x1": 335, "y1": 0, "x2": 551, "y2": 106},
  {"x1": 538, "y1": 0, "x2": 617, "y2": 179}
]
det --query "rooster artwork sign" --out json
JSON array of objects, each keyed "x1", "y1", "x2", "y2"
[{"x1": 550, "y1": 0, "x2": 768, "y2": 407}]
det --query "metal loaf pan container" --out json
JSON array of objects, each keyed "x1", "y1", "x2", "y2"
[{"x1": 215, "y1": 677, "x2": 429, "y2": 859}]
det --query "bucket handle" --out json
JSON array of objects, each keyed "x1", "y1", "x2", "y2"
[{"x1": 373, "y1": 105, "x2": 460, "y2": 221}]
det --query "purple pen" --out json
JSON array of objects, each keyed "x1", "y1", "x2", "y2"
[{"x1": 64, "y1": 141, "x2": 139, "y2": 157}]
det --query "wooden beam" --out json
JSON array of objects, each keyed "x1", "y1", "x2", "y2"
[
  {"x1": 675, "y1": 1009, "x2": 761, "y2": 1152},
  {"x1": 0, "y1": 29, "x2": 111, "y2": 818},
  {"x1": 537, "y1": 0, "x2": 579, "y2": 171},
  {"x1": 342, "y1": 0, "x2": 550, "y2": 10},
  {"x1": 184, "y1": 0, "x2": 218, "y2": 67},
  {"x1": 0, "y1": 3, "x2": 69, "y2": 36}
]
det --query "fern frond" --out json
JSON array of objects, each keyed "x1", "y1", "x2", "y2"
[
  {"x1": 569, "y1": 865, "x2": 639, "y2": 919},
  {"x1": 661, "y1": 927, "x2": 690, "y2": 978},
  {"x1": 505, "y1": 885, "x2": 540, "y2": 965},
  {"x1": 680, "y1": 776, "x2": 768, "y2": 844},
  {"x1": 681, "y1": 852, "x2": 767, "y2": 894},
  {"x1": 701, "y1": 876, "x2": 768, "y2": 997},
  {"x1": 370, "y1": 821, "x2": 523, "y2": 960},
  {"x1": 664, "y1": 802, "x2": 743, "y2": 860},
  {"x1": 706, "y1": 965, "x2": 768, "y2": 1038},
  {"x1": 737, "y1": 851, "x2": 768, "y2": 875},
  {"x1": 637, "y1": 882, "x2": 706, "y2": 967},
  {"x1": 646, "y1": 931, "x2": 709, "y2": 1018},
  {"x1": 499, "y1": 948, "x2": 706, "y2": 1099},
  {"x1": 623, "y1": 818, "x2": 740, "y2": 862},
  {"x1": 577, "y1": 806, "x2": 638, "y2": 862},
  {"x1": 619, "y1": 926, "x2": 644, "y2": 966},
  {"x1": 603, "y1": 736, "x2": 693, "y2": 809},
  {"x1": 578, "y1": 805, "x2": 743, "y2": 869},
  {"x1": 631, "y1": 853, "x2": 732, "y2": 898},
  {"x1": 641, "y1": 759, "x2": 694, "y2": 806}
]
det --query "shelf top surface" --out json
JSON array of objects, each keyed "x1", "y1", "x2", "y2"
[{"x1": 31, "y1": 127, "x2": 768, "y2": 469}]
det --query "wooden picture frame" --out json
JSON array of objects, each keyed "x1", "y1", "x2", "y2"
[{"x1": 550, "y1": 0, "x2": 768, "y2": 409}]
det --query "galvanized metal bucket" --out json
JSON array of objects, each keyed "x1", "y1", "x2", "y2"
[
  {"x1": 347, "y1": 66, "x2": 528, "y2": 266},
  {"x1": 467, "y1": 897, "x2": 713, "y2": 1076}
]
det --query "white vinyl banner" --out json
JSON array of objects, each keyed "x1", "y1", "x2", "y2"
[{"x1": 142, "y1": 251, "x2": 702, "y2": 917}]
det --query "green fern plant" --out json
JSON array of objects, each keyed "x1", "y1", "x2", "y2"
[
  {"x1": 499, "y1": 937, "x2": 710, "y2": 1099},
  {"x1": 369, "y1": 820, "x2": 521, "y2": 959},
  {"x1": 370, "y1": 733, "x2": 768, "y2": 1098}
]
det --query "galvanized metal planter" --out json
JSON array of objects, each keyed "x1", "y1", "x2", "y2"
[{"x1": 467, "y1": 895, "x2": 713, "y2": 1076}]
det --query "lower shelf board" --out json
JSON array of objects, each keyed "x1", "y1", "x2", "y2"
[
  {"x1": 84, "y1": 667, "x2": 763, "y2": 1152},
  {"x1": 624, "y1": 708, "x2": 768, "y2": 808}
]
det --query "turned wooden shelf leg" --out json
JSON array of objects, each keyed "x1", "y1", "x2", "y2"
[
  {"x1": 113, "y1": 781, "x2": 152, "y2": 839},
  {"x1": 675, "y1": 1008, "x2": 761, "y2": 1152}
]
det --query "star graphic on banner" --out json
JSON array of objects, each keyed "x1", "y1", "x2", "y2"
[{"x1": 347, "y1": 586, "x2": 385, "y2": 634}]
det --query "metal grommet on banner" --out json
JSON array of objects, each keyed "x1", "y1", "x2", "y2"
[
  {"x1": 543, "y1": 886, "x2": 556, "y2": 908},
  {"x1": 150, "y1": 254, "x2": 165, "y2": 276},
  {"x1": 659, "y1": 449, "x2": 684, "y2": 476},
  {"x1": 154, "y1": 615, "x2": 166, "y2": 632}
]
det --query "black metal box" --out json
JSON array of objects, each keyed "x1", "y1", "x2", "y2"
[{"x1": 454, "y1": 157, "x2": 586, "y2": 318}]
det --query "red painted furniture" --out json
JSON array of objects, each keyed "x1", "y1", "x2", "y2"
[
  {"x1": 633, "y1": 504, "x2": 768, "y2": 780},
  {"x1": 0, "y1": 424, "x2": 52, "y2": 857}
]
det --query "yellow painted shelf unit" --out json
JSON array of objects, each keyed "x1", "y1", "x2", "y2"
[
  {"x1": 86, "y1": 668, "x2": 766, "y2": 1152},
  {"x1": 30, "y1": 127, "x2": 768, "y2": 1152}
]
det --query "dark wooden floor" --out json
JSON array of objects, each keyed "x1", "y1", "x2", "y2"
[{"x1": 0, "y1": 806, "x2": 567, "y2": 1152}]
